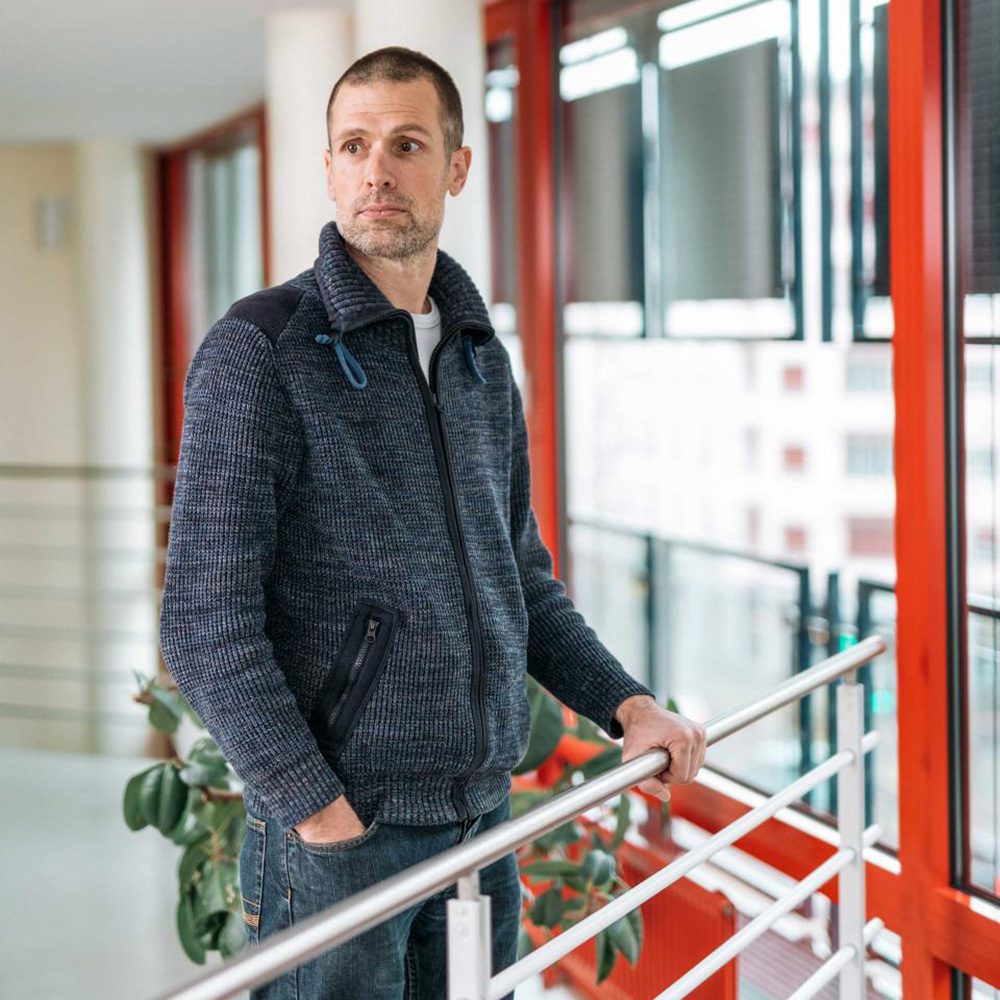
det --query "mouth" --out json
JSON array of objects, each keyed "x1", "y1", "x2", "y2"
[{"x1": 359, "y1": 205, "x2": 407, "y2": 218}]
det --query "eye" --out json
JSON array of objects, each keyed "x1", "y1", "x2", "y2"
[
  {"x1": 344, "y1": 141, "x2": 361, "y2": 154},
  {"x1": 399, "y1": 139, "x2": 421, "y2": 152}
]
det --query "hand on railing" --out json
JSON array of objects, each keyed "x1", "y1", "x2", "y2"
[{"x1": 614, "y1": 695, "x2": 708, "y2": 802}]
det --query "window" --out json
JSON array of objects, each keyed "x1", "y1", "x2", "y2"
[
  {"x1": 784, "y1": 525, "x2": 807, "y2": 552},
  {"x1": 846, "y1": 356, "x2": 893, "y2": 392},
  {"x1": 848, "y1": 516, "x2": 894, "y2": 557},
  {"x1": 783, "y1": 445, "x2": 806, "y2": 472},
  {"x1": 847, "y1": 434, "x2": 893, "y2": 475},
  {"x1": 782, "y1": 364, "x2": 804, "y2": 390}
]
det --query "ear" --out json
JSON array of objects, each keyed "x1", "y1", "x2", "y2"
[{"x1": 447, "y1": 146, "x2": 472, "y2": 197}]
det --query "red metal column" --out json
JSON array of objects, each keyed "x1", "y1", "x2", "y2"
[
  {"x1": 485, "y1": 0, "x2": 562, "y2": 577},
  {"x1": 889, "y1": 0, "x2": 958, "y2": 994}
]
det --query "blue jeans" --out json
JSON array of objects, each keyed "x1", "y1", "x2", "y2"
[{"x1": 239, "y1": 795, "x2": 521, "y2": 999}]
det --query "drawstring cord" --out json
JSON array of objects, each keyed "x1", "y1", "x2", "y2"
[
  {"x1": 462, "y1": 334, "x2": 487, "y2": 385},
  {"x1": 314, "y1": 331, "x2": 488, "y2": 389},
  {"x1": 314, "y1": 333, "x2": 368, "y2": 389}
]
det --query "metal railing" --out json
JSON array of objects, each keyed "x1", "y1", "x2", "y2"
[
  {"x1": 158, "y1": 634, "x2": 887, "y2": 1000},
  {"x1": 0, "y1": 463, "x2": 167, "y2": 739}
]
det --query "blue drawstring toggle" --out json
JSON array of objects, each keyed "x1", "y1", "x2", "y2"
[
  {"x1": 314, "y1": 333, "x2": 334, "y2": 345},
  {"x1": 462, "y1": 335, "x2": 487, "y2": 385},
  {"x1": 334, "y1": 340, "x2": 367, "y2": 389}
]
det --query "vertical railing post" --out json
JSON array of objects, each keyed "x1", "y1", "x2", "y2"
[
  {"x1": 447, "y1": 870, "x2": 492, "y2": 1000},
  {"x1": 836, "y1": 674, "x2": 867, "y2": 999}
]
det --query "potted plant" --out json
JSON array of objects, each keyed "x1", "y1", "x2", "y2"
[{"x1": 124, "y1": 671, "x2": 673, "y2": 982}]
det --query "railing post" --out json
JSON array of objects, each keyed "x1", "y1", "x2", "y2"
[
  {"x1": 447, "y1": 871, "x2": 492, "y2": 1000},
  {"x1": 836, "y1": 674, "x2": 867, "y2": 999}
]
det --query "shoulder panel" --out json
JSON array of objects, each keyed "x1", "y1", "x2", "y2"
[{"x1": 223, "y1": 285, "x2": 306, "y2": 346}]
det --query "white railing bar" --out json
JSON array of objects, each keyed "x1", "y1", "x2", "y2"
[
  {"x1": 654, "y1": 824, "x2": 882, "y2": 1000},
  {"x1": 156, "y1": 637, "x2": 885, "y2": 1000},
  {"x1": 786, "y1": 918, "x2": 885, "y2": 1000},
  {"x1": 702, "y1": 637, "x2": 884, "y2": 746},
  {"x1": 487, "y1": 729, "x2": 880, "y2": 999}
]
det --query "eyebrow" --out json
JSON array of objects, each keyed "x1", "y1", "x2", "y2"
[{"x1": 332, "y1": 123, "x2": 434, "y2": 144}]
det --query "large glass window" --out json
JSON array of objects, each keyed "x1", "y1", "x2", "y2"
[
  {"x1": 484, "y1": 36, "x2": 523, "y2": 381},
  {"x1": 559, "y1": 0, "x2": 899, "y2": 846},
  {"x1": 185, "y1": 131, "x2": 262, "y2": 351}
]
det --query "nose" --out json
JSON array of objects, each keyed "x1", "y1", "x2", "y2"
[{"x1": 365, "y1": 144, "x2": 396, "y2": 192}]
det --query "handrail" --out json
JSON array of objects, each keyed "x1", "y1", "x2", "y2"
[{"x1": 157, "y1": 634, "x2": 886, "y2": 1000}]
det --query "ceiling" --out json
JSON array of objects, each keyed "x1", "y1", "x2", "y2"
[{"x1": 0, "y1": 0, "x2": 349, "y2": 145}]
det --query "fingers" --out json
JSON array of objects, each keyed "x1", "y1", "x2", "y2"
[
  {"x1": 639, "y1": 777, "x2": 671, "y2": 802},
  {"x1": 665, "y1": 722, "x2": 708, "y2": 784}
]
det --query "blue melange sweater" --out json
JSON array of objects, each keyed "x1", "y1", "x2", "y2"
[{"x1": 159, "y1": 220, "x2": 654, "y2": 830}]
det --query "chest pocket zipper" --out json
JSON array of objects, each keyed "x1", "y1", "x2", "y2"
[{"x1": 311, "y1": 601, "x2": 399, "y2": 761}]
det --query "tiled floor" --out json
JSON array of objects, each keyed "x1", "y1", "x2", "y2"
[{"x1": 0, "y1": 746, "x2": 578, "y2": 999}]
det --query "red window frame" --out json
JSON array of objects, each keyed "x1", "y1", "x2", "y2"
[
  {"x1": 484, "y1": 0, "x2": 1000, "y2": 993},
  {"x1": 157, "y1": 104, "x2": 269, "y2": 469}
]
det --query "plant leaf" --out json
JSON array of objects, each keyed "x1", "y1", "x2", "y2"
[
  {"x1": 514, "y1": 678, "x2": 565, "y2": 774},
  {"x1": 626, "y1": 905, "x2": 644, "y2": 956},
  {"x1": 596, "y1": 927, "x2": 617, "y2": 983},
  {"x1": 156, "y1": 763, "x2": 189, "y2": 834},
  {"x1": 533, "y1": 820, "x2": 580, "y2": 854},
  {"x1": 123, "y1": 766, "x2": 157, "y2": 831},
  {"x1": 608, "y1": 910, "x2": 640, "y2": 965},
  {"x1": 217, "y1": 908, "x2": 248, "y2": 958},
  {"x1": 176, "y1": 892, "x2": 206, "y2": 964},
  {"x1": 610, "y1": 794, "x2": 631, "y2": 849},
  {"x1": 529, "y1": 887, "x2": 565, "y2": 929},
  {"x1": 576, "y1": 746, "x2": 622, "y2": 779},
  {"x1": 522, "y1": 860, "x2": 581, "y2": 880},
  {"x1": 580, "y1": 849, "x2": 615, "y2": 891}
]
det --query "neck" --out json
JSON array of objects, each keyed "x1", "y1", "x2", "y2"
[{"x1": 343, "y1": 238, "x2": 437, "y2": 314}]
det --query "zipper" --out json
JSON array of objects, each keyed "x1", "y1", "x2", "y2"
[
  {"x1": 339, "y1": 616, "x2": 380, "y2": 707},
  {"x1": 401, "y1": 314, "x2": 491, "y2": 819},
  {"x1": 313, "y1": 608, "x2": 396, "y2": 760}
]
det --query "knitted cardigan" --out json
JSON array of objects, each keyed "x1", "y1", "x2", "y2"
[{"x1": 158, "y1": 220, "x2": 654, "y2": 830}]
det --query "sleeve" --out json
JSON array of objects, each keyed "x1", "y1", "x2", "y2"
[
  {"x1": 158, "y1": 318, "x2": 346, "y2": 829},
  {"x1": 508, "y1": 374, "x2": 655, "y2": 740}
]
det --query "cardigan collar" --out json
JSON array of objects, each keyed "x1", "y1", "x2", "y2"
[{"x1": 313, "y1": 219, "x2": 495, "y2": 348}]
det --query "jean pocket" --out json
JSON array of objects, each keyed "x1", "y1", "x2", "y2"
[
  {"x1": 239, "y1": 813, "x2": 267, "y2": 944},
  {"x1": 287, "y1": 817, "x2": 381, "y2": 856},
  {"x1": 311, "y1": 599, "x2": 399, "y2": 761}
]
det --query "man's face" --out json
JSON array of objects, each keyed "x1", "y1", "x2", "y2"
[{"x1": 324, "y1": 77, "x2": 471, "y2": 261}]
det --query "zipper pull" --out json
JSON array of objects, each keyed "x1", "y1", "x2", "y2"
[{"x1": 364, "y1": 618, "x2": 380, "y2": 642}]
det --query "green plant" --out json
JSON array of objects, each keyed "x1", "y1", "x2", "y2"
[
  {"x1": 511, "y1": 677, "x2": 679, "y2": 983},
  {"x1": 125, "y1": 670, "x2": 675, "y2": 982},
  {"x1": 124, "y1": 670, "x2": 247, "y2": 962}
]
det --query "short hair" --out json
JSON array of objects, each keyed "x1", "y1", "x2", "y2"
[{"x1": 326, "y1": 46, "x2": 464, "y2": 155}]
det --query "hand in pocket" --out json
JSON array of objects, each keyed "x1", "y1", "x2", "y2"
[{"x1": 294, "y1": 794, "x2": 368, "y2": 845}]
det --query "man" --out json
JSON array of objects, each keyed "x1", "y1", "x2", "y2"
[{"x1": 159, "y1": 45, "x2": 706, "y2": 999}]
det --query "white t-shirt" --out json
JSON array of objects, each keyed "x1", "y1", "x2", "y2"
[{"x1": 410, "y1": 293, "x2": 442, "y2": 385}]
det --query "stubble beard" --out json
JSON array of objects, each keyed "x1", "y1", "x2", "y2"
[{"x1": 340, "y1": 184, "x2": 447, "y2": 262}]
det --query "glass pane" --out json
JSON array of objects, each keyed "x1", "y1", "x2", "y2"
[
  {"x1": 973, "y1": 977, "x2": 1000, "y2": 1000},
  {"x1": 659, "y1": 0, "x2": 797, "y2": 338},
  {"x1": 186, "y1": 135, "x2": 263, "y2": 353},
  {"x1": 959, "y1": 0, "x2": 1000, "y2": 899},
  {"x1": 560, "y1": 26, "x2": 644, "y2": 335},
  {"x1": 653, "y1": 544, "x2": 807, "y2": 791},
  {"x1": 850, "y1": 0, "x2": 893, "y2": 339},
  {"x1": 857, "y1": 584, "x2": 899, "y2": 845},
  {"x1": 568, "y1": 522, "x2": 650, "y2": 688},
  {"x1": 558, "y1": 0, "x2": 898, "y2": 845},
  {"x1": 485, "y1": 36, "x2": 524, "y2": 381}
]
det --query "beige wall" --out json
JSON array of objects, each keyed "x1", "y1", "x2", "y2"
[
  {"x1": 0, "y1": 142, "x2": 161, "y2": 757},
  {"x1": 0, "y1": 144, "x2": 86, "y2": 465}
]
